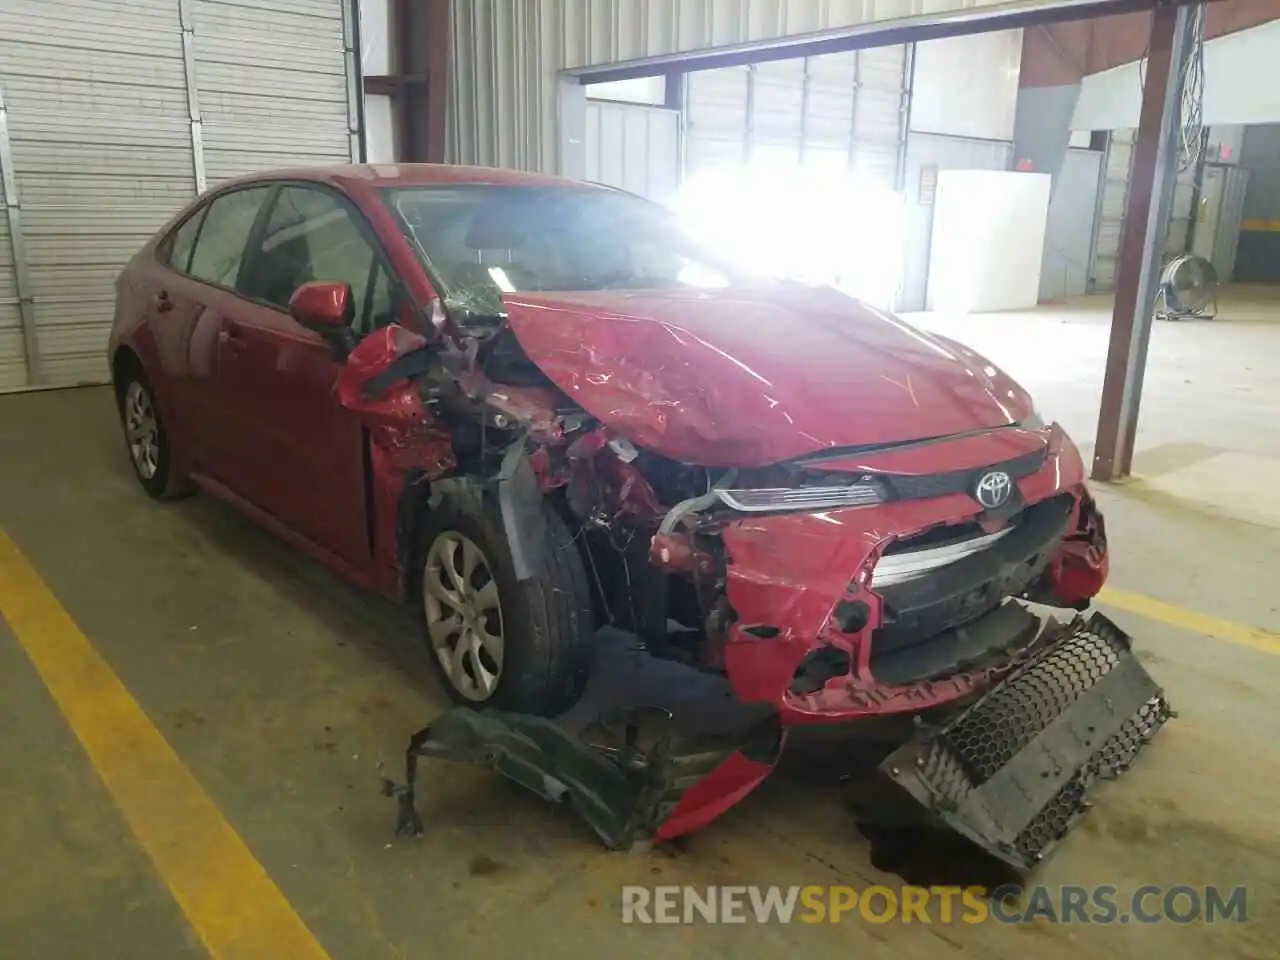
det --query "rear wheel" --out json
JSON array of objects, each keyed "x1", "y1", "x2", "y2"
[
  {"x1": 114, "y1": 365, "x2": 190, "y2": 500},
  {"x1": 418, "y1": 495, "x2": 594, "y2": 715}
]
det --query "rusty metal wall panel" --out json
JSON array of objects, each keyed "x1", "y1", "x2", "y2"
[{"x1": 449, "y1": 0, "x2": 979, "y2": 173}]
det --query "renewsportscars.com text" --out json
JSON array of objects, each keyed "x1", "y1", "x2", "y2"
[{"x1": 620, "y1": 884, "x2": 1248, "y2": 925}]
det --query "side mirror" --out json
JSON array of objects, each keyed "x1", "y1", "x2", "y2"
[{"x1": 290, "y1": 281, "x2": 356, "y2": 361}]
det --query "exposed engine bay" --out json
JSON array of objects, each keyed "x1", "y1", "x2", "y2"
[{"x1": 344, "y1": 317, "x2": 1111, "y2": 716}]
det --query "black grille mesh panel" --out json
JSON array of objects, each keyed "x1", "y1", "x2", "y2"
[
  {"x1": 941, "y1": 625, "x2": 1126, "y2": 784},
  {"x1": 1013, "y1": 695, "x2": 1172, "y2": 861}
]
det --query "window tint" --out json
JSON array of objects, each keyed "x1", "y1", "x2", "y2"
[
  {"x1": 244, "y1": 186, "x2": 394, "y2": 334},
  {"x1": 188, "y1": 187, "x2": 271, "y2": 288},
  {"x1": 163, "y1": 207, "x2": 207, "y2": 273}
]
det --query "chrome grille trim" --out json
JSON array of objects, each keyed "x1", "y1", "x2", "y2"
[{"x1": 871, "y1": 526, "x2": 1017, "y2": 589}]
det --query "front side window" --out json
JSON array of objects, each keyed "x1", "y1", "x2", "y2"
[
  {"x1": 382, "y1": 185, "x2": 742, "y2": 319},
  {"x1": 244, "y1": 186, "x2": 393, "y2": 333},
  {"x1": 187, "y1": 187, "x2": 271, "y2": 288}
]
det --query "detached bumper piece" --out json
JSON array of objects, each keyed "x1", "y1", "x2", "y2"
[
  {"x1": 880, "y1": 613, "x2": 1171, "y2": 873},
  {"x1": 384, "y1": 628, "x2": 783, "y2": 848}
]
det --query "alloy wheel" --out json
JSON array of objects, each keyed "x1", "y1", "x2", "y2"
[
  {"x1": 124, "y1": 381, "x2": 161, "y2": 481},
  {"x1": 423, "y1": 531, "x2": 505, "y2": 701}
]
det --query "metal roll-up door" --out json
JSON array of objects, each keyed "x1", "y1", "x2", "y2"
[
  {"x1": 684, "y1": 46, "x2": 907, "y2": 189},
  {"x1": 684, "y1": 65, "x2": 750, "y2": 179},
  {"x1": 193, "y1": 0, "x2": 358, "y2": 186},
  {"x1": 0, "y1": 0, "x2": 194, "y2": 388},
  {"x1": 1090, "y1": 128, "x2": 1135, "y2": 292},
  {"x1": 849, "y1": 45, "x2": 909, "y2": 191},
  {"x1": 0, "y1": 0, "x2": 359, "y2": 390}
]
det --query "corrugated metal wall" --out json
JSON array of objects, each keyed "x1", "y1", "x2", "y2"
[
  {"x1": 584, "y1": 101, "x2": 681, "y2": 203},
  {"x1": 0, "y1": 0, "x2": 360, "y2": 390},
  {"x1": 448, "y1": 0, "x2": 1003, "y2": 173}
]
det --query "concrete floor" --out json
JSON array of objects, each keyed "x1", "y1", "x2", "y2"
[{"x1": 1, "y1": 293, "x2": 1278, "y2": 957}]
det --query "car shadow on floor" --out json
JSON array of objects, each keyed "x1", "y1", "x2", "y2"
[{"x1": 169, "y1": 490, "x2": 447, "y2": 703}]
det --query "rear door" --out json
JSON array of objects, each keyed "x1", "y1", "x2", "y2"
[
  {"x1": 177, "y1": 186, "x2": 276, "y2": 484},
  {"x1": 215, "y1": 183, "x2": 397, "y2": 565},
  {"x1": 132, "y1": 204, "x2": 210, "y2": 453}
]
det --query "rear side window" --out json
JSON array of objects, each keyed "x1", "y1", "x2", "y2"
[
  {"x1": 188, "y1": 187, "x2": 271, "y2": 289},
  {"x1": 162, "y1": 207, "x2": 207, "y2": 273},
  {"x1": 243, "y1": 185, "x2": 394, "y2": 333}
]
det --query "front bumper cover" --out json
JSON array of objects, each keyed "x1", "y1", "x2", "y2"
[
  {"x1": 385, "y1": 628, "x2": 784, "y2": 849},
  {"x1": 385, "y1": 615, "x2": 1169, "y2": 871}
]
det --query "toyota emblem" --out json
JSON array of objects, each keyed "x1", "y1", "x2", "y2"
[{"x1": 975, "y1": 470, "x2": 1013, "y2": 509}]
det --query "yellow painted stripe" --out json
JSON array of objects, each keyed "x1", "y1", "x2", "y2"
[
  {"x1": 1240, "y1": 217, "x2": 1280, "y2": 233},
  {"x1": 1099, "y1": 586, "x2": 1280, "y2": 656},
  {"x1": 0, "y1": 529, "x2": 331, "y2": 960}
]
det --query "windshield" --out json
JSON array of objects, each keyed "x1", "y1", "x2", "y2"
[{"x1": 381, "y1": 185, "x2": 744, "y2": 318}]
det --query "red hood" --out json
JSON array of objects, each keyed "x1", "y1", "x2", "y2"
[{"x1": 502, "y1": 286, "x2": 1034, "y2": 467}]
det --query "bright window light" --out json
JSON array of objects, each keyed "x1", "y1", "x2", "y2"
[
  {"x1": 487, "y1": 266, "x2": 516, "y2": 292},
  {"x1": 673, "y1": 166, "x2": 906, "y2": 309}
]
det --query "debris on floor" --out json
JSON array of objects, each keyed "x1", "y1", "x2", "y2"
[{"x1": 384, "y1": 616, "x2": 1170, "y2": 874}]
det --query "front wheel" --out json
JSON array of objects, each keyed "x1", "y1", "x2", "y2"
[{"x1": 418, "y1": 495, "x2": 595, "y2": 715}]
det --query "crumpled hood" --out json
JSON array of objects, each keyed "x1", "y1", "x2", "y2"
[{"x1": 502, "y1": 286, "x2": 1034, "y2": 467}]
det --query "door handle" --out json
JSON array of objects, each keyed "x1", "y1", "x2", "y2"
[
  {"x1": 154, "y1": 290, "x2": 174, "y2": 314},
  {"x1": 218, "y1": 324, "x2": 247, "y2": 350}
]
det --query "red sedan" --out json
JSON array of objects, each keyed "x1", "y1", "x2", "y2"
[
  {"x1": 111, "y1": 164, "x2": 1169, "y2": 865},
  {"x1": 110, "y1": 163, "x2": 1110, "y2": 720}
]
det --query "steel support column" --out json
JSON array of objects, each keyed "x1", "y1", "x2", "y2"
[
  {"x1": 341, "y1": 0, "x2": 367, "y2": 162},
  {"x1": 404, "y1": 0, "x2": 450, "y2": 163},
  {"x1": 1090, "y1": 3, "x2": 1196, "y2": 482},
  {"x1": 177, "y1": 0, "x2": 207, "y2": 193}
]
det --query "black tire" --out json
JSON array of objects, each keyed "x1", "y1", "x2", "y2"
[
  {"x1": 113, "y1": 361, "x2": 191, "y2": 501},
  {"x1": 416, "y1": 491, "x2": 595, "y2": 715}
]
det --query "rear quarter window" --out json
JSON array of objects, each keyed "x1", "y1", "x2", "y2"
[
  {"x1": 187, "y1": 187, "x2": 272, "y2": 289},
  {"x1": 159, "y1": 207, "x2": 208, "y2": 274}
]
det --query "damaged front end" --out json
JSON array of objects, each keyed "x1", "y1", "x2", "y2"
[{"x1": 341, "y1": 313, "x2": 1167, "y2": 872}]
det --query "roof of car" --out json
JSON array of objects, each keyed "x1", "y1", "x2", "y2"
[{"x1": 220, "y1": 163, "x2": 595, "y2": 191}]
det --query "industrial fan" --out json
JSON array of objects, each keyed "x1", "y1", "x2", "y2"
[{"x1": 1155, "y1": 253, "x2": 1218, "y2": 320}]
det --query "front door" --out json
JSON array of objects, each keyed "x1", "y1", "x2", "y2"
[{"x1": 213, "y1": 184, "x2": 396, "y2": 566}]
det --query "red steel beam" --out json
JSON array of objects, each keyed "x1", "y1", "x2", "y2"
[
  {"x1": 366, "y1": 0, "x2": 450, "y2": 163},
  {"x1": 1090, "y1": 2, "x2": 1179, "y2": 482}
]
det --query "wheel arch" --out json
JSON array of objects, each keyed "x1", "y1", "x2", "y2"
[{"x1": 111, "y1": 345, "x2": 145, "y2": 399}]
